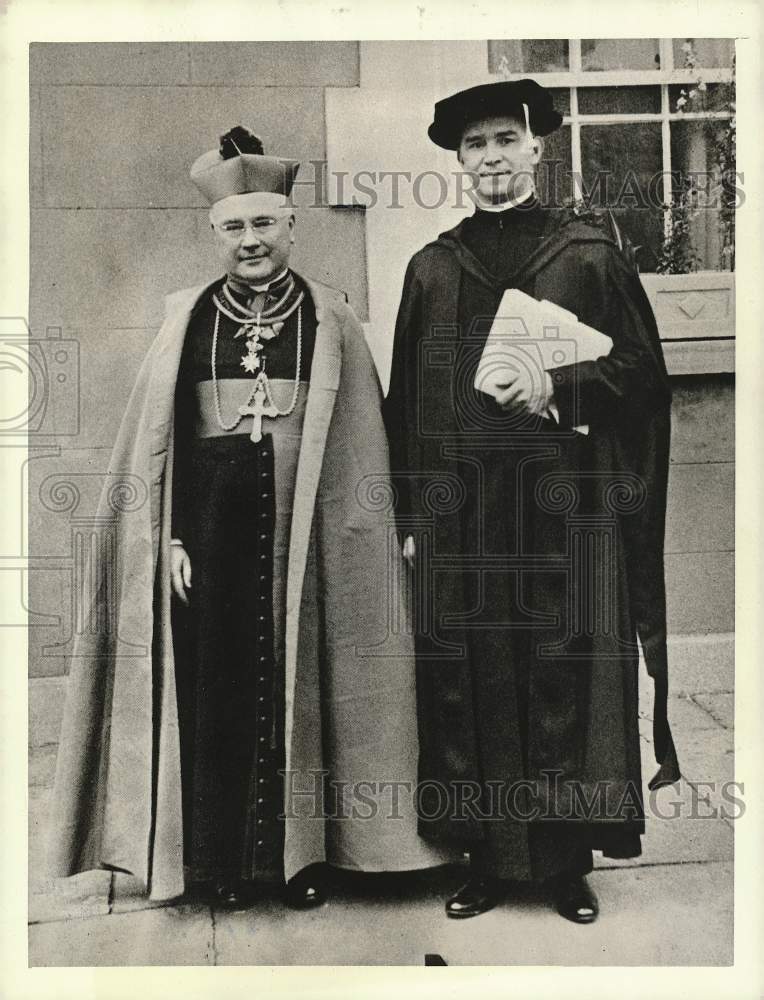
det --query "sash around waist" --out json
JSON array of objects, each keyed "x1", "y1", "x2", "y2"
[{"x1": 193, "y1": 379, "x2": 309, "y2": 439}]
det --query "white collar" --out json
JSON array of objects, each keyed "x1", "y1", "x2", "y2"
[
  {"x1": 474, "y1": 186, "x2": 536, "y2": 214},
  {"x1": 227, "y1": 268, "x2": 290, "y2": 295}
]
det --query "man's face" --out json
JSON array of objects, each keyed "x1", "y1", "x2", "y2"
[
  {"x1": 210, "y1": 193, "x2": 295, "y2": 284},
  {"x1": 458, "y1": 115, "x2": 543, "y2": 205}
]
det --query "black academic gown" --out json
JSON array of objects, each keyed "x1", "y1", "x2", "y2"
[{"x1": 383, "y1": 201, "x2": 679, "y2": 880}]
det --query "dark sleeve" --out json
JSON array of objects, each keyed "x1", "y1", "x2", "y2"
[
  {"x1": 548, "y1": 246, "x2": 670, "y2": 429},
  {"x1": 381, "y1": 259, "x2": 423, "y2": 528}
]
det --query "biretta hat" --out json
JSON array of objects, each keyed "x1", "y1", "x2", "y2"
[
  {"x1": 190, "y1": 125, "x2": 300, "y2": 205},
  {"x1": 428, "y1": 79, "x2": 563, "y2": 149}
]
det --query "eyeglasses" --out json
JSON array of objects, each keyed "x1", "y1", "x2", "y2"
[{"x1": 214, "y1": 218, "x2": 281, "y2": 241}]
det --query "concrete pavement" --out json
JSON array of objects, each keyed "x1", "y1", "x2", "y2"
[{"x1": 28, "y1": 634, "x2": 735, "y2": 966}]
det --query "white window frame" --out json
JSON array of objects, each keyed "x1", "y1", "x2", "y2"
[{"x1": 493, "y1": 38, "x2": 734, "y2": 251}]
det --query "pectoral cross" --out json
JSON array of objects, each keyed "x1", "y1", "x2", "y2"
[{"x1": 239, "y1": 381, "x2": 280, "y2": 443}]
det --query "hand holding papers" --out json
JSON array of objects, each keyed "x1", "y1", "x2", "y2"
[{"x1": 474, "y1": 289, "x2": 613, "y2": 434}]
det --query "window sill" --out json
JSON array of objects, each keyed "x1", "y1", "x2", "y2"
[{"x1": 639, "y1": 271, "x2": 735, "y2": 375}]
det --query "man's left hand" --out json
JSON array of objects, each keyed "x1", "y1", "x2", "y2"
[{"x1": 495, "y1": 369, "x2": 554, "y2": 416}]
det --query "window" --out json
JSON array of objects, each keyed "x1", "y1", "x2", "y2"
[{"x1": 487, "y1": 38, "x2": 736, "y2": 272}]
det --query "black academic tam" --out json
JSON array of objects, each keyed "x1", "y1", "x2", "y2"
[{"x1": 428, "y1": 79, "x2": 564, "y2": 149}]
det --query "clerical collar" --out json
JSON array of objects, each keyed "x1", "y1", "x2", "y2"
[
  {"x1": 227, "y1": 268, "x2": 291, "y2": 297},
  {"x1": 473, "y1": 187, "x2": 537, "y2": 214}
]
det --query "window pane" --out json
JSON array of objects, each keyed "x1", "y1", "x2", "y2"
[
  {"x1": 537, "y1": 125, "x2": 572, "y2": 207},
  {"x1": 673, "y1": 38, "x2": 735, "y2": 69},
  {"x1": 548, "y1": 87, "x2": 571, "y2": 116},
  {"x1": 671, "y1": 120, "x2": 735, "y2": 270},
  {"x1": 578, "y1": 86, "x2": 661, "y2": 115},
  {"x1": 581, "y1": 39, "x2": 660, "y2": 71},
  {"x1": 580, "y1": 122, "x2": 664, "y2": 271},
  {"x1": 488, "y1": 39, "x2": 569, "y2": 74},
  {"x1": 669, "y1": 82, "x2": 735, "y2": 114}
]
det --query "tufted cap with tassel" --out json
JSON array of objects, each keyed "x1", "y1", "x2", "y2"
[{"x1": 190, "y1": 125, "x2": 300, "y2": 206}]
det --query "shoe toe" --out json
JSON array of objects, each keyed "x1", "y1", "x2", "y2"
[
  {"x1": 555, "y1": 876, "x2": 599, "y2": 924},
  {"x1": 445, "y1": 878, "x2": 502, "y2": 919},
  {"x1": 284, "y1": 869, "x2": 328, "y2": 909},
  {"x1": 445, "y1": 899, "x2": 473, "y2": 916},
  {"x1": 212, "y1": 882, "x2": 250, "y2": 909}
]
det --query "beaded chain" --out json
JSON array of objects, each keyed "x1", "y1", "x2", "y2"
[{"x1": 210, "y1": 275, "x2": 304, "y2": 435}]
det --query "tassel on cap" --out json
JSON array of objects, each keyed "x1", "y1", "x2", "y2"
[
  {"x1": 190, "y1": 125, "x2": 300, "y2": 205},
  {"x1": 220, "y1": 125, "x2": 264, "y2": 159}
]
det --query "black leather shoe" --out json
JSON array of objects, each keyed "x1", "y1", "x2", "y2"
[
  {"x1": 554, "y1": 874, "x2": 599, "y2": 924},
  {"x1": 445, "y1": 877, "x2": 504, "y2": 919},
  {"x1": 211, "y1": 880, "x2": 252, "y2": 910},
  {"x1": 284, "y1": 864, "x2": 328, "y2": 910}
]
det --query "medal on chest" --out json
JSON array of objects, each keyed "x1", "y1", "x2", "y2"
[
  {"x1": 210, "y1": 275, "x2": 305, "y2": 443},
  {"x1": 237, "y1": 320, "x2": 283, "y2": 374}
]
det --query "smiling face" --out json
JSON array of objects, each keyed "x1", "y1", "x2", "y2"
[
  {"x1": 210, "y1": 192, "x2": 295, "y2": 285},
  {"x1": 458, "y1": 114, "x2": 543, "y2": 205}
]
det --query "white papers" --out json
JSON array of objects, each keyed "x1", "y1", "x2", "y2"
[{"x1": 474, "y1": 289, "x2": 613, "y2": 435}]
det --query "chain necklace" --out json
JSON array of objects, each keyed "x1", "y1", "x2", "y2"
[
  {"x1": 214, "y1": 273, "x2": 302, "y2": 329},
  {"x1": 211, "y1": 304, "x2": 303, "y2": 443},
  {"x1": 212, "y1": 275, "x2": 304, "y2": 376},
  {"x1": 227, "y1": 274, "x2": 292, "y2": 315}
]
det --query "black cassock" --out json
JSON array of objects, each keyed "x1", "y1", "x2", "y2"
[
  {"x1": 170, "y1": 276, "x2": 317, "y2": 885},
  {"x1": 383, "y1": 200, "x2": 680, "y2": 881}
]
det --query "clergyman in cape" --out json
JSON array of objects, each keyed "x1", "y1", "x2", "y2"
[
  {"x1": 48, "y1": 126, "x2": 453, "y2": 909},
  {"x1": 383, "y1": 79, "x2": 680, "y2": 924}
]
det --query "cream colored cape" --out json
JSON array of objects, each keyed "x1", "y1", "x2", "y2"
[{"x1": 48, "y1": 275, "x2": 454, "y2": 899}]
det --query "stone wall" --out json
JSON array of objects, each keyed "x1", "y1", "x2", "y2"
[
  {"x1": 27, "y1": 42, "x2": 733, "y2": 679},
  {"x1": 27, "y1": 42, "x2": 365, "y2": 678},
  {"x1": 665, "y1": 375, "x2": 734, "y2": 634}
]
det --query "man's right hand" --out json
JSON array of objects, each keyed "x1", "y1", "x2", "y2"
[
  {"x1": 402, "y1": 535, "x2": 416, "y2": 565},
  {"x1": 170, "y1": 545, "x2": 192, "y2": 605}
]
